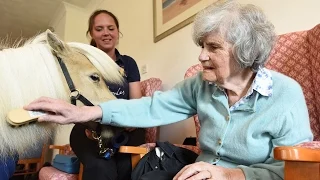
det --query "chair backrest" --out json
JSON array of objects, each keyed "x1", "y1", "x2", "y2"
[
  {"x1": 13, "y1": 143, "x2": 47, "y2": 177},
  {"x1": 183, "y1": 24, "x2": 320, "y2": 143},
  {"x1": 265, "y1": 24, "x2": 320, "y2": 140},
  {"x1": 38, "y1": 144, "x2": 80, "y2": 180},
  {"x1": 184, "y1": 65, "x2": 203, "y2": 148},
  {"x1": 141, "y1": 78, "x2": 162, "y2": 143}
]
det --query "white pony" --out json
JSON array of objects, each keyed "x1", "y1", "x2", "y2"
[{"x1": 0, "y1": 30, "x2": 122, "y2": 159}]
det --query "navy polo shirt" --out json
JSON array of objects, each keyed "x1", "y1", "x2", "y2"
[{"x1": 105, "y1": 49, "x2": 140, "y2": 100}]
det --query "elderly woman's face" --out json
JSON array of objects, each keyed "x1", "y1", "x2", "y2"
[{"x1": 198, "y1": 33, "x2": 240, "y2": 85}]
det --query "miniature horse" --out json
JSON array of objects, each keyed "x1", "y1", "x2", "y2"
[{"x1": 0, "y1": 30, "x2": 123, "y2": 178}]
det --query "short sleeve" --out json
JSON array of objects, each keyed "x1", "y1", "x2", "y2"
[{"x1": 126, "y1": 56, "x2": 141, "y2": 82}]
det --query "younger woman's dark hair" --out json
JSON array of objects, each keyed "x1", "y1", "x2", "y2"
[{"x1": 86, "y1": 10, "x2": 120, "y2": 47}]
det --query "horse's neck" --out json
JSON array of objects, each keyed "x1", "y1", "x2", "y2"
[{"x1": 0, "y1": 44, "x2": 62, "y2": 159}]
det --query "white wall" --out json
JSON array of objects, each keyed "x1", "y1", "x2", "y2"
[
  {"x1": 48, "y1": 3, "x2": 66, "y2": 40},
  {"x1": 48, "y1": 2, "x2": 90, "y2": 146},
  {"x1": 52, "y1": 0, "x2": 320, "y2": 145},
  {"x1": 63, "y1": 3, "x2": 90, "y2": 43},
  {"x1": 240, "y1": 0, "x2": 320, "y2": 35}
]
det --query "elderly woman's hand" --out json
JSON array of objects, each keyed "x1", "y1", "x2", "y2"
[
  {"x1": 24, "y1": 97, "x2": 103, "y2": 124},
  {"x1": 173, "y1": 161, "x2": 245, "y2": 180}
]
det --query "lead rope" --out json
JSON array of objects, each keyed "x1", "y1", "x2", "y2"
[{"x1": 92, "y1": 131, "x2": 115, "y2": 159}]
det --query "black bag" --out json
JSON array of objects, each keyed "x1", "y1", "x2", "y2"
[{"x1": 131, "y1": 141, "x2": 198, "y2": 180}]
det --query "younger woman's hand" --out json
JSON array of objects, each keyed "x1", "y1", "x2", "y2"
[{"x1": 85, "y1": 129, "x2": 95, "y2": 140}]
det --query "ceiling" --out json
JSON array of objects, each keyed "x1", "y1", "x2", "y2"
[{"x1": 0, "y1": 0, "x2": 92, "y2": 42}]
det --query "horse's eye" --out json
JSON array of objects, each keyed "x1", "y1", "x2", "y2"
[{"x1": 89, "y1": 73, "x2": 100, "y2": 82}]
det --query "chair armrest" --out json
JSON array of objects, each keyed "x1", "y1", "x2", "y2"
[
  {"x1": 119, "y1": 143, "x2": 201, "y2": 155},
  {"x1": 49, "y1": 145, "x2": 66, "y2": 150},
  {"x1": 119, "y1": 146, "x2": 149, "y2": 154},
  {"x1": 119, "y1": 143, "x2": 200, "y2": 168},
  {"x1": 175, "y1": 144, "x2": 201, "y2": 155},
  {"x1": 274, "y1": 146, "x2": 320, "y2": 162},
  {"x1": 274, "y1": 141, "x2": 320, "y2": 162},
  {"x1": 118, "y1": 145, "x2": 149, "y2": 168},
  {"x1": 17, "y1": 158, "x2": 42, "y2": 164},
  {"x1": 273, "y1": 141, "x2": 320, "y2": 180},
  {"x1": 49, "y1": 144, "x2": 74, "y2": 155}
]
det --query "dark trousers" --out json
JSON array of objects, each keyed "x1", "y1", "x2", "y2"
[{"x1": 70, "y1": 124, "x2": 145, "y2": 180}]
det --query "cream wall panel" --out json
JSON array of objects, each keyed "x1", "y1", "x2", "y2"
[
  {"x1": 48, "y1": 3, "x2": 67, "y2": 40},
  {"x1": 51, "y1": 3, "x2": 90, "y2": 146},
  {"x1": 64, "y1": 2, "x2": 90, "y2": 43},
  {"x1": 48, "y1": 3, "x2": 70, "y2": 147},
  {"x1": 240, "y1": 0, "x2": 320, "y2": 35}
]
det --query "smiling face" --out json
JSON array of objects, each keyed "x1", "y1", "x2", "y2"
[
  {"x1": 90, "y1": 13, "x2": 119, "y2": 53},
  {"x1": 198, "y1": 32, "x2": 242, "y2": 86}
]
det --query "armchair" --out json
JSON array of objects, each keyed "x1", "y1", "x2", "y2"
[
  {"x1": 267, "y1": 24, "x2": 320, "y2": 180},
  {"x1": 122, "y1": 25, "x2": 320, "y2": 180},
  {"x1": 182, "y1": 25, "x2": 320, "y2": 179},
  {"x1": 38, "y1": 77, "x2": 162, "y2": 180},
  {"x1": 131, "y1": 24, "x2": 320, "y2": 179}
]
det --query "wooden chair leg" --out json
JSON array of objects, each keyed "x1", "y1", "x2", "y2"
[
  {"x1": 78, "y1": 163, "x2": 83, "y2": 180},
  {"x1": 119, "y1": 146, "x2": 149, "y2": 169},
  {"x1": 131, "y1": 154, "x2": 142, "y2": 168},
  {"x1": 284, "y1": 161, "x2": 320, "y2": 180}
]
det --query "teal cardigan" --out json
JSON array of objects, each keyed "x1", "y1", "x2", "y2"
[{"x1": 100, "y1": 70, "x2": 313, "y2": 180}]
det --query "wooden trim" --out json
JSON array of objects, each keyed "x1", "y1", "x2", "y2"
[
  {"x1": 283, "y1": 161, "x2": 320, "y2": 180},
  {"x1": 274, "y1": 146, "x2": 320, "y2": 162},
  {"x1": 78, "y1": 163, "x2": 83, "y2": 180},
  {"x1": 119, "y1": 146, "x2": 148, "y2": 154}
]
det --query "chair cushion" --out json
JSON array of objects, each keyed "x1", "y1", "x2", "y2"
[
  {"x1": 295, "y1": 141, "x2": 320, "y2": 149},
  {"x1": 184, "y1": 64, "x2": 203, "y2": 79},
  {"x1": 141, "y1": 78, "x2": 162, "y2": 143},
  {"x1": 266, "y1": 28, "x2": 320, "y2": 140},
  {"x1": 39, "y1": 166, "x2": 78, "y2": 180},
  {"x1": 141, "y1": 78, "x2": 162, "y2": 97},
  {"x1": 307, "y1": 24, "x2": 320, "y2": 140},
  {"x1": 184, "y1": 64, "x2": 202, "y2": 149}
]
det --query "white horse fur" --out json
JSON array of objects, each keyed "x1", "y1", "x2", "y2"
[{"x1": 0, "y1": 30, "x2": 123, "y2": 159}]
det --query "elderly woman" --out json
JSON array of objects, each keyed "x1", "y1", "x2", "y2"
[{"x1": 25, "y1": 1, "x2": 313, "y2": 180}]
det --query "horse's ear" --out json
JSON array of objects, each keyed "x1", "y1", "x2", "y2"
[{"x1": 46, "y1": 30, "x2": 70, "y2": 54}]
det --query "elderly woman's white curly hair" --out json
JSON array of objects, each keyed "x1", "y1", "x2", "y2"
[{"x1": 192, "y1": 0, "x2": 276, "y2": 72}]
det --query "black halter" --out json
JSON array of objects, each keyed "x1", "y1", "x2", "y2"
[
  {"x1": 56, "y1": 56, "x2": 94, "y2": 106},
  {"x1": 56, "y1": 56, "x2": 100, "y2": 133},
  {"x1": 56, "y1": 55, "x2": 126, "y2": 159}
]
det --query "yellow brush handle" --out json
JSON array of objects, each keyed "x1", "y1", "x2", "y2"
[{"x1": 7, "y1": 108, "x2": 47, "y2": 126}]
